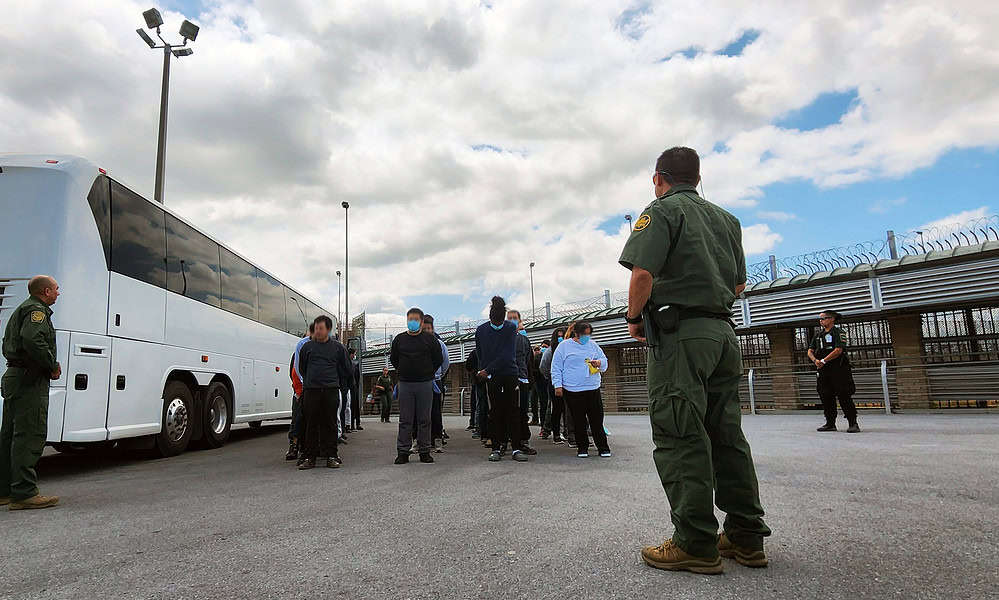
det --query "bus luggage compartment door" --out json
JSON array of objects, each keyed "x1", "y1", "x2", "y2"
[{"x1": 62, "y1": 332, "x2": 112, "y2": 442}]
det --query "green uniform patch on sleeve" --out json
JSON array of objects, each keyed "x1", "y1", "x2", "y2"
[{"x1": 30, "y1": 311, "x2": 45, "y2": 323}]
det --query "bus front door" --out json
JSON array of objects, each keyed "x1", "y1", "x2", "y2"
[{"x1": 62, "y1": 332, "x2": 112, "y2": 442}]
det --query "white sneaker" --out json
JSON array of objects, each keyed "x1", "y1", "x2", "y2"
[
  {"x1": 577, "y1": 452, "x2": 589, "y2": 458},
  {"x1": 599, "y1": 450, "x2": 612, "y2": 458},
  {"x1": 433, "y1": 439, "x2": 444, "y2": 453}
]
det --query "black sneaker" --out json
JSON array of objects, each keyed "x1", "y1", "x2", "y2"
[
  {"x1": 520, "y1": 445, "x2": 538, "y2": 456},
  {"x1": 817, "y1": 423, "x2": 837, "y2": 432},
  {"x1": 419, "y1": 453, "x2": 434, "y2": 464},
  {"x1": 488, "y1": 451, "x2": 501, "y2": 462},
  {"x1": 394, "y1": 452, "x2": 410, "y2": 465},
  {"x1": 847, "y1": 422, "x2": 861, "y2": 433},
  {"x1": 466, "y1": 425, "x2": 475, "y2": 431},
  {"x1": 511, "y1": 450, "x2": 528, "y2": 462},
  {"x1": 285, "y1": 442, "x2": 298, "y2": 461},
  {"x1": 333, "y1": 456, "x2": 343, "y2": 465},
  {"x1": 298, "y1": 458, "x2": 316, "y2": 470},
  {"x1": 540, "y1": 430, "x2": 550, "y2": 440},
  {"x1": 339, "y1": 437, "x2": 349, "y2": 444},
  {"x1": 553, "y1": 437, "x2": 565, "y2": 445},
  {"x1": 326, "y1": 457, "x2": 341, "y2": 468}
]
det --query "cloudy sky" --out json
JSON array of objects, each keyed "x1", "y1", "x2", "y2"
[{"x1": 3, "y1": 0, "x2": 998, "y2": 341}]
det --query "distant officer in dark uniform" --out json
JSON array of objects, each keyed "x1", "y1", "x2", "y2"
[
  {"x1": 620, "y1": 147, "x2": 770, "y2": 574},
  {"x1": 807, "y1": 310, "x2": 860, "y2": 433},
  {"x1": 1, "y1": 275, "x2": 61, "y2": 510}
]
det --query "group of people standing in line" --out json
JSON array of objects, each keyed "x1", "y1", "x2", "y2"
[
  {"x1": 464, "y1": 299, "x2": 612, "y2": 460},
  {"x1": 284, "y1": 295, "x2": 615, "y2": 468}
]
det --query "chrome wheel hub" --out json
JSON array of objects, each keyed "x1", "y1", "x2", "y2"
[
  {"x1": 209, "y1": 394, "x2": 228, "y2": 435},
  {"x1": 165, "y1": 397, "x2": 189, "y2": 443}
]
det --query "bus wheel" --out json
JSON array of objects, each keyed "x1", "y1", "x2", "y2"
[
  {"x1": 247, "y1": 421, "x2": 262, "y2": 429},
  {"x1": 202, "y1": 382, "x2": 232, "y2": 448},
  {"x1": 156, "y1": 381, "x2": 194, "y2": 457}
]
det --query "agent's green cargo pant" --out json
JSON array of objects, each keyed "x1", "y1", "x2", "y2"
[
  {"x1": 0, "y1": 368, "x2": 50, "y2": 501},
  {"x1": 648, "y1": 318, "x2": 771, "y2": 558}
]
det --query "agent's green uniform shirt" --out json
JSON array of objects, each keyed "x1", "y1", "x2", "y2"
[
  {"x1": 375, "y1": 375, "x2": 393, "y2": 398},
  {"x1": 1, "y1": 295, "x2": 57, "y2": 501},
  {"x1": 618, "y1": 184, "x2": 770, "y2": 558},
  {"x1": 619, "y1": 184, "x2": 746, "y2": 314}
]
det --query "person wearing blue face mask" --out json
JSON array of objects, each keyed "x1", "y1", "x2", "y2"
[
  {"x1": 475, "y1": 296, "x2": 527, "y2": 462},
  {"x1": 389, "y1": 307, "x2": 443, "y2": 465},
  {"x1": 551, "y1": 321, "x2": 611, "y2": 458}
]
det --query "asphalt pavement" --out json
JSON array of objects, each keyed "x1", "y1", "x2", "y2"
[{"x1": 1, "y1": 413, "x2": 997, "y2": 599}]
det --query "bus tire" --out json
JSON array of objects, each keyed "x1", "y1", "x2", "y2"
[
  {"x1": 156, "y1": 381, "x2": 195, "y2": 457},
  {"x1": 201, "y1": 382, "x2": 232, "y2": 448},
  {"x1": 247, "y1": 420, "x2": 262, "y2": 429}
]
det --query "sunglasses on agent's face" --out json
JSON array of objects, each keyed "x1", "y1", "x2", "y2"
[{"x1": 818, "y1": 315, "x2": 834, "y2": 322}]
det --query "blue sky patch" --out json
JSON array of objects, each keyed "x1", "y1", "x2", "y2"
[
  {"x1": 616, "y1": 4, "x2": 652, "y2": 40},
  {"x1": 716, "y1": 29, "x2": 761, "y2": 56},
  {"x1": 775, "y1": 89, "x2": 860, "y2": 131}
]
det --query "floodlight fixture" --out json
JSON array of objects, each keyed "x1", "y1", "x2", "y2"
[
  {"x1": 179, "y1": 19, "x2": 200, "y2": 42},
  {"x1": 137, "y1": 28, "x2": 156, "y2": 48},
  {"x1": 143, "y1": 8, "x2": 164, "y2": 29},
  {"x1": 172, "y1": 48, "x2": 193, "y2": 57}
]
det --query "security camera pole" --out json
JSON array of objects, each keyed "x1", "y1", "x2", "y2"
[{"x1": 136, "y1": 8, "x2": 199, "y2": 204}]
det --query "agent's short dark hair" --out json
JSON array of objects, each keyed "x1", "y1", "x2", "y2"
[
  {"x1": 314, "y1": 315, "x2": 333, "y2": 330},
  {"x1": 27, "y1": 275, "x2": 55, "y2": 297},
  {"x1": 308, "y1": 322, "x2": 316, "y2": 333},
  {"x1": 348, "y1": 347, "x2": 356, "y2": 356},
  {"x1": 655, "y1": 146, "x2": 700, "y2": 185},
  {"x1": 574, "y1": 321, "x2": 593, "y2": 336},
  {"x1": 489, "y1": 296, "x2": 506, "y2": 324},
  {"x1": 407, "y1": 307, "x2": 425, "y2": 319},
  {"x1": 423, "y1": 314, "x2": 435, "y2": 325},
  {"x1": 821, "y1": 310, "x2": 842, "y2": 323}
]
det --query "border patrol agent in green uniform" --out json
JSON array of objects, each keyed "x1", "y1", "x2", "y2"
[
  {"x1": 619, "y1": 147, "x2": 770, "y2": 574},
  {"x1": 1, "y1": 275, "x2": 61, "y2": 510},
  {"x1": 807, "y1": 310, "x2": 860, "y2": 433},
  {"x1": 375, "y1": 368, "x2": 394, "y2": 423}
]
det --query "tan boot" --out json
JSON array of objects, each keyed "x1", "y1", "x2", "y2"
[
  {"x1": 8, "y1": 494, "x2": 59, "y2": 511},
  {"x1": 641, "y1": 539, "x2": 723, "y2": 574},
  {"x1": 718, "y1": 532, "x2": 768, "y2": 568}
]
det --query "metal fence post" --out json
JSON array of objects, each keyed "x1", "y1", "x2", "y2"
[
  {"x1": 459, "y1": 388, "x2": 465, "y2": 417},
  {"x1": 880, "y1": 359, "x2": 892, "y2": 414},
  {"x1": 748, "y1": 368, "x2": 756, "y2": 415},
  {"x1": 768, "y1": 255, "x2": 778, "y2": 281},
  {"x1": 545, "y1": 302, "x2": 552, "y2": 319},
  {"x1": 604, "y1": 289, "x2": 611, "y2": 309},
  {"x1": 886, "y1": 230, "x2": 898, "y2": 260}
]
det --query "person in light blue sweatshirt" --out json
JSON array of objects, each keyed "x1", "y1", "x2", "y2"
[{"x1": 550, "y1": 321, "x2": 611, "y2": 458}]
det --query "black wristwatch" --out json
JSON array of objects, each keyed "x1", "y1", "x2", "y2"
[{"x1": 625, "y1": 313, "x2": 643, "y2": 324}]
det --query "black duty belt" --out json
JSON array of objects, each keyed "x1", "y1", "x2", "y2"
[
  {"x1": 5, "y1": 359, "x2": 30, "y2": 368},
  {"x1": 678, "y1": 309, "x2": 733, "y2": 321}
]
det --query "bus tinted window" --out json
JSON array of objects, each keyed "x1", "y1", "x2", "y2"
[
  {"x1": 285, "y1": 289, "x2": 309, "y2": 338},
  {"x1": 166, "y1": 215, "x2": 222, "y2": 307},
  {"x1": 87, "y1": 175, "x2": 110, "y2": 268},
  {"x1": 256, "y1": 270, "x2": 285, "y2": 331},
  {"x1": 110, "y1": 181, "x2": 167, "y2": 288},
  {"x1": 220, "y1": 247, "x2": 257, "y2": 320}
]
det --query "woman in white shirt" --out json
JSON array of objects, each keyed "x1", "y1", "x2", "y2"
[{"x1": 550, "y1": 321, "x2": 611, "y2": 458}]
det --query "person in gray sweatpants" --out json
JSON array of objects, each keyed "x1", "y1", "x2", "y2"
[
  {"x1": 389, "y1": 307, "x2": 444, "y2": 464},
  {"x1": 396, "y1": 381, "x2": 434, "y2": 456}
]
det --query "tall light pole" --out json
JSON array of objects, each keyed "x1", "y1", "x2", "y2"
[
  {"x1": 342, "y1": 201, "x2": 350, "y2": 344},
  {"x1": 136, "y1": 8, "x2": 199, "y2": 204},
  {"x1": 625, "y1": 214, "x2": 633, "y2": 230},
  {"x1": 336, "y1": 270, "x2": 342, "y2": 340},
  {"x1": 529, "y1": 262, "x2": 536, "y2": 321}
]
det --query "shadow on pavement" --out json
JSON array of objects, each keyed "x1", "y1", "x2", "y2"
[{"x1": 37, "y1": 422, "x2": 289, "y2": 478}]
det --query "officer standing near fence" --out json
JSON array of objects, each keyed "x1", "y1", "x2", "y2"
[
  {"x1": 620, "y1": 147, "x2": 771, "y2": 574},
  {"x1": 807, "y1": 310, "x2": 860, "y2": 433},
  {"x1": 1, "y1": 275, "x2": 62, "y2": 510}
]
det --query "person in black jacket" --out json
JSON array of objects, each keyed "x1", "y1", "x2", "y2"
[
  {"x1": 349, "y1": 348, "x2": 363, "y2": 431},
  {"x1": 297, "y1": 316, "x2": 354, "y2": 470},
  {"x1": 390, "y1": 307, "x2": 443, "y2": 465}
]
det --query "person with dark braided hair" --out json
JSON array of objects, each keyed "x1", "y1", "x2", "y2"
[{"x1": 474, "y1": 296, "x2": 528, "y2": 462}]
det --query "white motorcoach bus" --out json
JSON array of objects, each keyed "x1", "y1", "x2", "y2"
[{"x1": 0, "y1": 154, "x2": 335, "y2": 456}]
